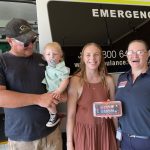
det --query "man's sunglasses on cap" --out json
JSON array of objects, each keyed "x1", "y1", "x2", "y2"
[{"x1": 13, "y1": 36, "x2": 37, "y2": 48}]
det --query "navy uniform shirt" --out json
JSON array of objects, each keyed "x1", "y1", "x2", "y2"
[{"x1": 116, "y1": 68, "x2": 150, "y2": 136}]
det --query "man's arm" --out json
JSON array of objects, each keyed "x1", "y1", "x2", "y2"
[{"x1": 0, "y1": 85, "x2": 59, "y2": 108}]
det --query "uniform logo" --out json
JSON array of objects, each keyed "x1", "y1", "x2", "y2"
[{"x1": 118, "y1": 81, "x2": 127, "y2": 88}]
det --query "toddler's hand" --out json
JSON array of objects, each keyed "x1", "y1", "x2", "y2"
[{"x1": 52, "y1": 90, "x2": 61, "y2": 99}]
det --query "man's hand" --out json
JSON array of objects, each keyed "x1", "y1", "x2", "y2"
[{"x1": 37, "y1": 92, "x2": 59, "y2": 108}]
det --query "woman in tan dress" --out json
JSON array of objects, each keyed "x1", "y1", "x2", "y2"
[{"x1": 66, "y1": 43, "x2": 118, "y2": 150}]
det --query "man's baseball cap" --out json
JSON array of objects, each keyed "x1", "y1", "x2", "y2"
[{"x1": 5, "y1": 18, "x2": 38, "y2": 44}]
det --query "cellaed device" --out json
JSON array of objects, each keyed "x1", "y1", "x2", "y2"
[{"x1": 93, "y1": 100, "x2": 122, "y2": 117}]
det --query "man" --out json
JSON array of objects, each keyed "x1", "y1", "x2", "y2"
[{"x1": 0, "y1": 18, "x2": 63, "y2": 150}]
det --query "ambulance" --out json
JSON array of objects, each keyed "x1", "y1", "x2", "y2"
[{"x1": 0, "y1": 0, "x2": 150, "y2": 148}]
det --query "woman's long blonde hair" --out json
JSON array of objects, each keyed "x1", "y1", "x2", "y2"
[{"x1": 76, "y1": 42, "x2": 108, "y2": 88}]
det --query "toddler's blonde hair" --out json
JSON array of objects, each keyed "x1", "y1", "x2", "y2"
[{"x1": 43, "y1": 42, "x2": 64, "y2": 60}]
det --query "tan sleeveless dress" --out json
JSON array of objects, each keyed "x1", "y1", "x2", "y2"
[{"x1": 73, "y1": 82, "x2": 118, "y2": 150}]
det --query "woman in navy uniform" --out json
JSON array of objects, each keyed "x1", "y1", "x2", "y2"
[{"x1": 116, "y1": 39, "x2": 150, "y2": 150}]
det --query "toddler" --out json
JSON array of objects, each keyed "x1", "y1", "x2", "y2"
[{"x1": 42, "y1": 42, "x2": 70, "y2": 127}]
